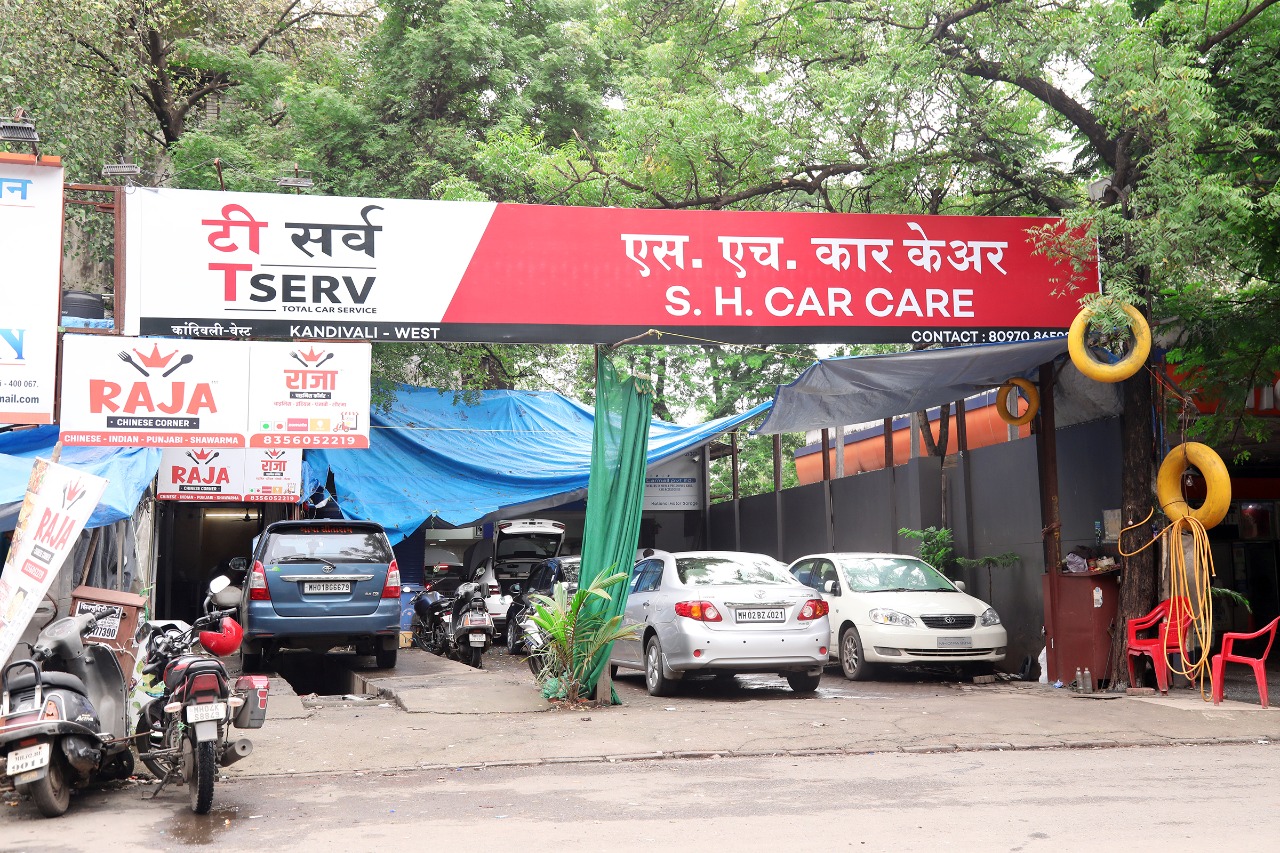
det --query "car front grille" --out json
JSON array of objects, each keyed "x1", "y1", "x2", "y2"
[{"x1": 920, "y1": 614, "x2": 976, "y2": 630}]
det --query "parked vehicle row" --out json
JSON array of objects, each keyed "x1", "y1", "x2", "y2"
[
  {"x1": 506, "y1": 548, "x2": 1007, "y2": 696},
  {"x1": 1, "y1": 574, "x2": 269, "y2": 818},
  {"x1": 409, "y1": 578, "x2": 494, "y2": 667}
]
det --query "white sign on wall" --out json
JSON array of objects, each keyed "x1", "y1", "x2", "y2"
[
  {"x1": 157, "y1": 447, "x2": 302, "y2": 502},
  {"x1": 246, "y1": 341, "x2": 371, "y2": 448},
  {"x1": 0, "y1": 459, "x2": 109, "y2": 664},
  {"x1": 0, "y1": 162, "x2": 63, "y2": 424},
  {"x1": 644, "y1": 452, "x2": 703, "y2": 511},
  {"x1": 59, "y1": 336, "x2": 371, "y2": 448}
]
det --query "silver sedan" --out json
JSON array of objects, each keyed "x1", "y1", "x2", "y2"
[{"x1": 609, "y1": 550, "x2": 831, "y2": 695}]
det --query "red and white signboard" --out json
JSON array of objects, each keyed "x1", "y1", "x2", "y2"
[
  {"x1": 157, "y1": 447, "x2": 301, "y2": 502},
  {"x1": 59, "y1": 336, "x2": 370, "y2": 448},
  {"x1": 0, "y1": 159, "x2": 63, "y2": 424},
  {"x1": 0, "y1": 459, "x2": 109, "y2": 663},
  {"x1": 60, "y1": 335, "x2": 251, "y2": 447},
  {"x1": 124, "y1": 188, "x2": 1097, "y2": 345},
  {"x1": 247, "y1": 341, "x2": 371, "y2": 448}
]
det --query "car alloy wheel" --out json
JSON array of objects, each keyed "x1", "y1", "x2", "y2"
[
  {"x1": 840, "y1": 625, "x2": 872, "y2": 681},
  {"x1": 644, "y1": 636, "x2": 676, "y2": 697}
]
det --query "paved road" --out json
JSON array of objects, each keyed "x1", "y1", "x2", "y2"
[{"x1": 6, "y1": 743, "x2": 1276, "y2": 852}]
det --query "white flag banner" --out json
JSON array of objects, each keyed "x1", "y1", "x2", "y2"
[{"x1": 0, "y1": 459, "x2": 109, "y2": 663}]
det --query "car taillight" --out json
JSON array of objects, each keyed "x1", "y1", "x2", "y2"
[
  {"x1": 249, "y1": 560, "x2": 270, "y2": 601},
  {"x1": 798, "y1": 599, "x2": 829, "y2": 620},
  {"x1": 381, "y1": 559, "x2": 401, "y2": 599},
  {"x1": 674, "y1": 600, "x2": 722, "y2": 622}
]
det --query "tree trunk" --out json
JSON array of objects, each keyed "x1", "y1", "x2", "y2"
[{"x1": 1108, "y1": 363, "x2": 1158, "y2": 685}]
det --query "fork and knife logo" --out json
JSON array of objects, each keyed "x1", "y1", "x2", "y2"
[{"x1": 117, "y1": 350, "x2": 194, "y2": 378}]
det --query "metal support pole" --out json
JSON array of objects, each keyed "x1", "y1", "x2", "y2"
[{"x1": 1036, "y1": 363, "x2": 1062, "y2": 679}]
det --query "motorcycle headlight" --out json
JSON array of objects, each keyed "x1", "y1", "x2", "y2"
[
  {"x1": 869, "y1": 608, "x2": 917, "y2": 628},
  {"x1": 980, "y1": 607, "x2": 1002, "y2": 626}
]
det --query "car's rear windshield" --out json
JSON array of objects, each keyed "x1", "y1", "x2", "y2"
[
  {"x1": 676, "y1": 556, "x2": 793, "y2": 586},
  {"x1": 836, "y1": 556, "x2": 956, "y2": 592},
  {"x1": 496, "y1": 534, "x2": 561, "y2": 559},
  {"x1": 262, "y1": 530, "x2": 393, "y2": 564}
]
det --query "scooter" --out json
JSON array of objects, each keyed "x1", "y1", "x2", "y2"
[
  {"x1": 134, "y1": 576, "x2": 268, "y2": 815},
  {"x1": 0, "y1": 604, "x2": 135, "y2": 817},
  {"x1": 410, "y1": 580, "x2": 493, "y2": 668}
]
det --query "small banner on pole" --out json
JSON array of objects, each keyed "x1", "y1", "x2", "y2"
[{"x1": 0, "y1": 458, "x2": 109, "y2": 663}]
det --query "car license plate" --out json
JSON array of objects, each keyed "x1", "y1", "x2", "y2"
[
  {"x1": 186, "y1": 702, "x2": 227, "y2": 723},
  {"x1": 6, "y1": 742, "x2": 50, "y2": 776},
  {"x1": 736, "y1": 608, "x2": 785, "y2": 623},
  {"x1": 938, "y1": 636, "x2": 973, "y2": 649},
  {"x1": 303, "y1": 581, "x2": 350, "y2": 594},
  {"x1": 468, "y1": 633, "x2": 487, "y2": 646}
]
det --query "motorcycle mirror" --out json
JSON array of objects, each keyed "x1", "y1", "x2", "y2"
[
  {"x1": 209, "y1": 575, "x2": 232, "y2": 594},
  {"x1": 228, "y1": 556, "x2": 248, "y2": 573}
]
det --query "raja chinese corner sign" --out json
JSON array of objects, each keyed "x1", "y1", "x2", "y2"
[
  {"x1": 124, "y1": 188, "x2": 1096, "y2": 345},
  {"x1": 0, "y1": 158, "x2": 63, "y2": 424},
  {"x1": 58, "y1": 335, "x2": 370, "y2": 448},
  {"x1": 157, "y1": 447, "x2": 302, "y2": 502}
]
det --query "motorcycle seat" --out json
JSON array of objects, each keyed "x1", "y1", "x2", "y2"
[{"x1": 4, "y1": 670, "x2": 89, "y2": 695}]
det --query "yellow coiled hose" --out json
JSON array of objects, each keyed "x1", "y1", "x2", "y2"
[{"x1": 1120, "y1": 510, "x2": 1217, "y2": 697}]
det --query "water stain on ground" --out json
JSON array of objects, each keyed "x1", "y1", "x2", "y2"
[{"x1": 162, "y1": 801, "x2": 242, "y2": 846}]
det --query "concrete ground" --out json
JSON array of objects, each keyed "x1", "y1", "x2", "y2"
[{"x1": 221, "y1": 647, "x2": 1279, "y2": 781}]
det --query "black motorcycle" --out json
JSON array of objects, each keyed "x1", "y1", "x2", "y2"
[
  {"x1": 134, "y1": 577, "x2": 267, "y2": 814},
  {"x1": 0, "y1": 605, "x2": 134, "y2": 817},
  {"x1": 410, "y1": 580, "x2": 493, "y2": 668}
]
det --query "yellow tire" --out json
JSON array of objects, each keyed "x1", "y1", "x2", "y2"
[
  {"x1": 1157, "y1": 442, "x2": 1231, "y2": 529},
  {"x1": 996, "y1": 377, "x2": 1039, "y2": 426},
  {"x1": 1068, "y1": 303, "x2": 1151, "y2": 383}
]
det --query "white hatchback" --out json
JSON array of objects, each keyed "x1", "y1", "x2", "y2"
[{"x1": 787, "y1": 553, "x2": 1006, "y2": 680}]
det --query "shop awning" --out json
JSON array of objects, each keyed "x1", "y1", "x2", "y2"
[
  {"x1": 305, "y1": 385, "x2": 769, "y2": 543},
  {"x1": 0, "y1": 425, "x2": 161, "y2": 531},
  {"x1": 754, "y1": 338, "x2": 1072, "y2": 435}
]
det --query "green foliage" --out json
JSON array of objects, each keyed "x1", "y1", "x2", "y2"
[
  {"x1": 527, "y1": 570, "x2": 638, "y2": 703},
  {"x1": 898, "y1": 527, "x2": 1020, "y2": 577}
]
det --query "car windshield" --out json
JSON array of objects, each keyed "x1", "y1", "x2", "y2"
[
  {"x1": 263, "y1": 531, "x2": 392, "y2": 564},
  {"x1": 676, "y1": 556, "x2": 793, "y2": 586},
  {"x1": 496, "y1": 534, "x2": 561, "y2": 559},
  {"x1": 559, "y1": 559, "x2": 581, "y2": 584},
  {"x1": 836, "y1": 556, "x2": 956, "y2": 592}
]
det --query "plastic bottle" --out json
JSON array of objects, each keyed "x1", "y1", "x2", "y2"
[
  {"x1": 1074, "y1": 666, "x2": 1083, "y2": 692},
  {"x1": 1083, "y1": 667, "x2": 1094, "y2": 694}
]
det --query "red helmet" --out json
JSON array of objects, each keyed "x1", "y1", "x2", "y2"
[{"x1": 199, "y1": 616, "x2": 244, "y2": 657}]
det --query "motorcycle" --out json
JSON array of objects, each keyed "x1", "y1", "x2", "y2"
[
  {"x1": 134, "y1": 576, "x2": 268, "y2": 814},
  {"x1": 0, "y1": 604, "x2": 135, "y2": 817},
  {"x1": 410, "y1": 580, "x2": 493, "y2": 668}
]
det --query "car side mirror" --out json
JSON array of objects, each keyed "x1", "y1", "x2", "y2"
[
  {"x1": 824, "y1": 580, "x2": 840, "y2": 596},
  {"x1": 954, "y1": 580, "x2": 966, "y2": 593}
]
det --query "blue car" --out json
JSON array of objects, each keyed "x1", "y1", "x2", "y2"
[{"x1": 239, "y1": 520, "x2": 401, "y2": 671}]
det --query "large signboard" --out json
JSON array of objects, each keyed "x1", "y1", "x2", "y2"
[
  {"x1": 0, "y1": 159, "x2": 63, "y2": 424},
  {"x1": 157, "y1": 447, "x2": 302, "y2": 502},
  {"x1": 0, "y1": 459, "x2": 109, "y2": 664},
  {"x1": 125, "y1": 188, "x2": 1095, "y2": 345},
  {"x1": 59, "y1": 336, "x2": 370, "y2": 448}
]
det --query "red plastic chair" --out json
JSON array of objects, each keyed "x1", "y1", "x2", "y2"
[
  {"x1": 1211, "y1": 615, "x2": 1280, "y2": 708},
  {"x1": 1126, "y1": 597, "x2": 1193, "y2": 694}
]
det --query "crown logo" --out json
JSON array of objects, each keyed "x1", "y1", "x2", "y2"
[
  {"x1": 134, "y1": 343, "x2": 178, "y2": 369},
  {"x1": 265, "y1": 450, "x2": 285, "y2": 459},
  {"x1": 63, "y1": 478, "x2": 87, "y2": 510},
  {"x1": 300, "y1": 346, "x2": 326, "y2": 363},
  {"x1": 187, "y1": 449, "x2": 217, "y2": 464}
]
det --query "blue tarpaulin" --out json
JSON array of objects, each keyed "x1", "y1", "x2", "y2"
[
  {"x1": 305, "y1": 386, "x2": 770, "y2": 544},
  {"x1": 0, "y1": 425, "x2": 162, "y2": 531}
]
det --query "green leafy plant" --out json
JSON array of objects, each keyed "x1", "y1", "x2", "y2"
[
  {"x1": 898, "y1": 527, "x2": 1020, "y2": 585},
  {"x1": 527, "y1": 570, "x2": 638, "y2": 704}
]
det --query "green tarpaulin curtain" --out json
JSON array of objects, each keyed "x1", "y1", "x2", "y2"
[{"x1": 577, "y1": 354, "x2": 652, "y2": 702}]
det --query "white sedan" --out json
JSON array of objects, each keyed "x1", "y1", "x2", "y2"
[{"x1": 787, "y1": 553, "x2": 1007, "y2": 680}]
